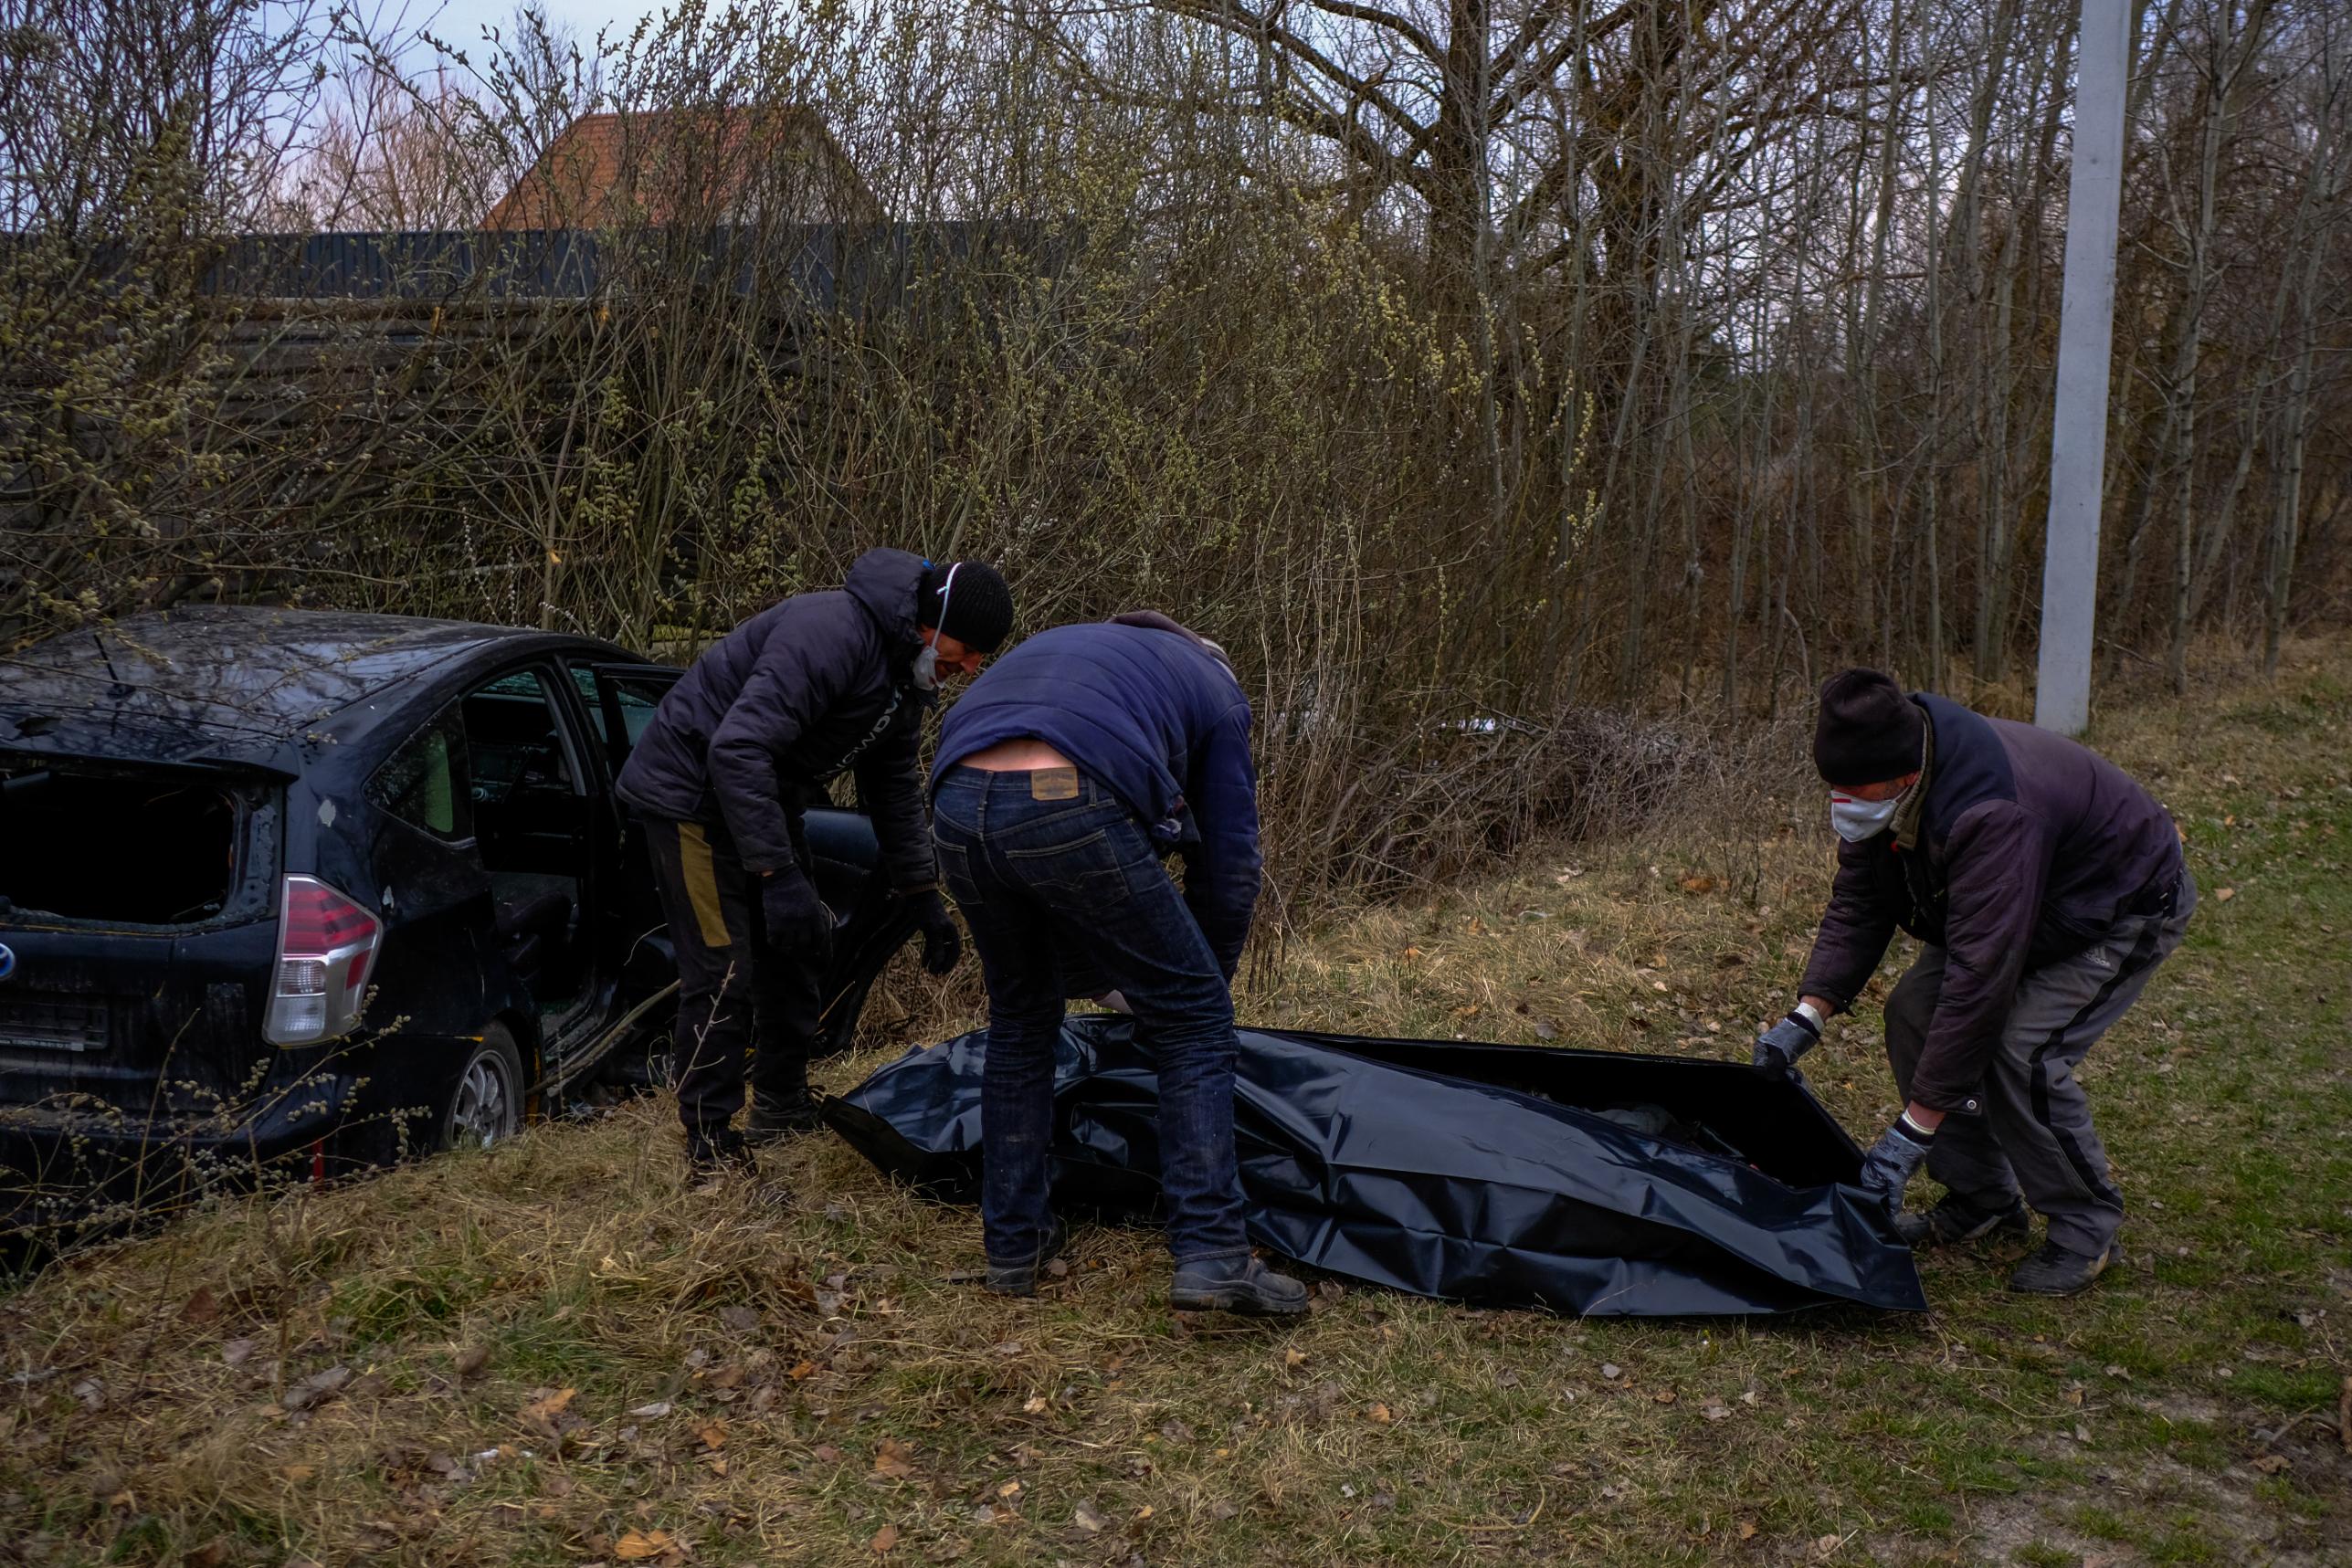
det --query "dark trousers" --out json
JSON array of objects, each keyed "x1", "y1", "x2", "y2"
[
  {"x1": 1883, "y1": 870, "x2": 2196, "y2": 1256},
  {"x1": 641, "y1": 812, "x2": 822, "y2": 1136},
  {"x1": 932, "y1": 766, "x2": 1250, "y2": 1267}
]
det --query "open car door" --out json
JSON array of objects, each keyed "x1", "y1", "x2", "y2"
[{"x1": 575, "y1": 661, "x2": 917, "y2": 1058}]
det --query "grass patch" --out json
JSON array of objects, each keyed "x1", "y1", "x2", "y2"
[{"x1": 2, "y1": 639, "x2": 2349, "y2": 1565}]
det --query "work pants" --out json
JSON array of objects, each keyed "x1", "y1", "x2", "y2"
[
  {"x1": 641, "y1": 812, "x2": 823, "y2": 1137},
  {"x1": 1883, "y1": 870, "x2": 2197, "y2": 1256}
]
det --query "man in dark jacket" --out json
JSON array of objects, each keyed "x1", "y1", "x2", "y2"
[
  {"x1": 928, "y1": 612, "x2": 1306, "y2": 1316},
  {"x1": 1753, "y1": 669, "x2": 2193, "y2": 1295},
  {"x1": 617, "y1": 549, "x2": 1015, "y2": 1175}
]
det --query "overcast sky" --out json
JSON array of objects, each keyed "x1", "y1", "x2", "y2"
[{"x1": 375, "y1": 0, "x2": 670, "y2": 70}]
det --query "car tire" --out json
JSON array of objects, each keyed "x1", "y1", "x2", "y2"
[{"x1": 440, "y1": 1025, "x2": 525, "y2": 1152}]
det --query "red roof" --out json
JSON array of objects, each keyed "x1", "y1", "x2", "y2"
[{"x1": 482, "y1": 108, "x2": 875, "y2": 229}]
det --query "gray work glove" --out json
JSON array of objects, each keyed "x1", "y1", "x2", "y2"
[
  {"x1": 1857, "y1": 1117, "x2": 1936, "y2": 1211},
  {"x1": 1752, "y1": 1008, "x2": 1821, "y2": 1080}
]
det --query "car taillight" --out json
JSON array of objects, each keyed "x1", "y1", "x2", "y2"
[{"x1": 264, "y1": 875, "x2": 383, "y2": 1047}]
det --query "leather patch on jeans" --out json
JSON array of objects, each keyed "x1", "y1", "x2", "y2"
[{"x1": 1029, "y1": 766, "x2": 1080, "y2": 801}]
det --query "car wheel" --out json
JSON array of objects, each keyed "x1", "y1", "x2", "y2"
[{"x1": 441, "y1": 1025, "x2": 525, "y2": 1152}]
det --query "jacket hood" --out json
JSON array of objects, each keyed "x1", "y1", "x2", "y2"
[
  {"x1": 844, "y1": 548, "x2": 930, "y2": 661},
  {"x1": 1108, "y1": 609, "x2": 1234, "y2": 675}
]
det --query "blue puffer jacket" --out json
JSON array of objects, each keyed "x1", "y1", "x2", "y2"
[
  {"x1": 932, "y1": 620, "x2": 1262, "y2": 974},
  {"x1": 616, "y1": 549, "x2": 937, "y2": 890}
]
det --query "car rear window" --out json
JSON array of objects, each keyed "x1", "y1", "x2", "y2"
[{"x1": 0, "y1": 763, "x2": 262, "y2": 925}]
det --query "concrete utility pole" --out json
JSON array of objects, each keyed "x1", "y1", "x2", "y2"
[{"x1": 2034, "y1": 0, "x2": 2132, "y2": 736}]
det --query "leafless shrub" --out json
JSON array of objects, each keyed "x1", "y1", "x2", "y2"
[{"x1": 3, "y1": 0, "x2": 2349, "y2": 907}]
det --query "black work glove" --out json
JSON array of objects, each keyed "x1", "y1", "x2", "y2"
[
  {"x1": 1857, "y1": 1116, "x2": 1936, "y2": 1211},
  {"x1": 761, "y1": 865, "x2": 834, "y2": 967},
  {"x1": 1752, "y1": 1007, "x2": 1821, "y2": 1080},
  {"x1": 905, "y1": 889, "x2": 962, "y2": 977}
]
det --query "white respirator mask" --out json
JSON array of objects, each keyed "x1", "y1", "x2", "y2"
[
  {"x1": 912, "y1": 563, "x2": 960, "y2": 692},
  {"x1": 1829, "y1": 790, "x2": 1904, "y2": 843}
]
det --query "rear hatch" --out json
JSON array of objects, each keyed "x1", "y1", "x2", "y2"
[{"x1": 0, "y1": 754, "x2": 282, "y2": 1126}]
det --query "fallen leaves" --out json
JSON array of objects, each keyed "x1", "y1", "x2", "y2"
[
  {"x1": 871, "y1": 1438, "x2": 916, "y2": 1480},
  {"x1": 518, "y1": 1386, "x2": 577, "y2": 1438},
  {"x1": 868, "y1": 1524, "x2": 900, "y2": 1553},
  {"x1": 281, "y1": 1365, "x2": 352, "y2": 1413},
  {"x1": 2215, "y1": 886, "x2": 2238, "y2": 902},
  {"x1": 452, "y1": 1343, "x2": 491, "y2": 1379},
  {"x1": 614, "y1": 1528, "x2": 675, "y2": 1561}
]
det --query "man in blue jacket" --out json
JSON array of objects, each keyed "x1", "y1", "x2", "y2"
[
  {"x1": 617, "y1": 549, "x2": 1014, "y2": 1177},
  {"x1": 930, "y1": 612, "x2": 1306, "y2": 1315}
]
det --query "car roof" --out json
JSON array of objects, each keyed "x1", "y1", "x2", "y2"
[{"x1": 0, "y1": 606, "x2": 632, "y2": 771}]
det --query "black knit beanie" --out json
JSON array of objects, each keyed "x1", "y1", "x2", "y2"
[
  {"x1": 1812, "y1": 668, "x2": 1925, "y2": 787},
  {"x1": 918, "y1": 560, "x2": 1014, "y2": 653}
]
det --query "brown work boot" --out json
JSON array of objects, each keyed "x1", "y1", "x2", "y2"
[{"x1": 1170, "y1": 1253, "x2": 1309, "y2": 1316}]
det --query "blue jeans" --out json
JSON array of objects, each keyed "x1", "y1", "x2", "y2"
[{"x1": 932, "y1": 766, "x2": 1250, "y2": 1266}]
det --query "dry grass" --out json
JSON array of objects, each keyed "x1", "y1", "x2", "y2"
[{"x1": 3, "y1": 638, "x2": 2349, "y2": 1567}]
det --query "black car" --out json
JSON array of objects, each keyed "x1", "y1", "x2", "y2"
[{"x1": 0, "y1": 607, "x2": 914, "y2": 1229}]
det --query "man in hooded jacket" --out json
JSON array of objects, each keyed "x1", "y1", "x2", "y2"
[
  {"x1": 617, "y1": 549, "x2": 1015, "y2": 1175},
  {"x1": 1752, "y1": 669, "x2": 2194, "y2": 1295}
]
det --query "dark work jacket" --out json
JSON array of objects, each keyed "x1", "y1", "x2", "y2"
[
  {"x1": 1798, "y1": 694, "x2": 2184, "y2": 1112},
  {"x1": 615, "y1": 549, "x2": 937, "y2": 890},
  {"x1": 931, "y1": 621, "x2": 1262, "y2": 977}
]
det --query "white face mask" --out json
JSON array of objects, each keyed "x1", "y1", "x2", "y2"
[
  {"x1": 1830, "y1": 790, "x2": 1903, "y2": 843},
  {"x1": 912, "y1": 563, "x2": 960, "y2": 692}
]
